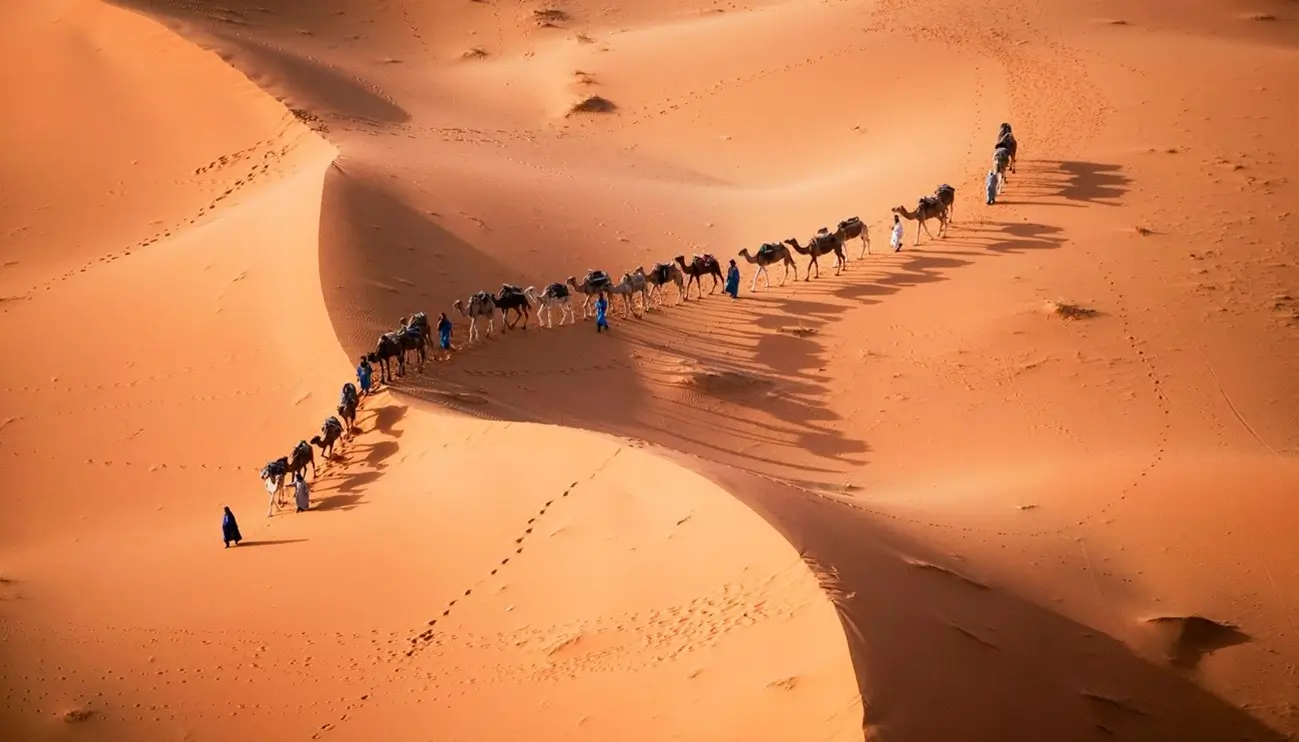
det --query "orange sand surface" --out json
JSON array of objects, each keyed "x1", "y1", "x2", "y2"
[{"x1": 3, "y1": 0, "x2": 1299, "y2": 740}]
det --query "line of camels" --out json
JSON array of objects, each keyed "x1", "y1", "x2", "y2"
[{"x1": 254, "y1": 125, "x2": 1019, "y2": 512}]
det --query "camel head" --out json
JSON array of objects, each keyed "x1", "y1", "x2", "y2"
[
  {"x1": 738, "y1": 248, "x2": 750, "y2": 258},
  {"x1": 673, "y1": 255, "x2": 687, "y2": 268},
  {"x1": 891, "y1": 206, "x2": 910, "y2": 217},
  {"x1": 452, "y1": 299, "x2": 466, "y2": 316},
  {"x1": 566, "y1": 275, "x2": 579, "y2": 288},
  {"x1": 309, "y1": 435, "x2": 323, "y2": 448}
]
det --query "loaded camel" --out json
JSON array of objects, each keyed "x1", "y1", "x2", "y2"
[
  {"x1": 934, "y1": 184, "x2": 956, "y2": 223},
  {"x1": 567, "y1": 270, "x2": 614, "y2": 318},
  {"x1": 737, "y1": 242, "x2": 798, "y2": 290},
  {"x1": 495, "y1": 284, "x2": 531, "y2": 331},
  {"x1": 310, "y1": 416, "x2": 345, "y2": 459},
  {"x1": 674, "y1": 254, "x2": 723, "y2": 299},
  {"x1": 891, "y1": 196, "x2": 950, "y2": 246},
  {"x1": 524, "y1": 283, "x2": 576, "y2": 328},
  {"x1": 261, "y1": 440, "x2": 315, "y2": 516},
  {"x1": 609, "y1": 270, "x2": 649, "y2": 317},
  {"x1": 641, "y1": 262, "x2": 685, "y2": 306},
  {"x1": 992, "y1": 147, "x2": 1012, "y2": 195},
  {"x1": 336, "y1": 382, "x2": 359, "y2": 433},
  {"x1": 995, "y1": 123, "x2": 1018, "y2": 174},
  {"x1": 452, "y1": 291, "x2": 497, "y2": 344},
  {"x1": 833, "y1": 216, "x2": 871, "y2": 259},
  {"x1": 784, "y1": 232, "x2": 845, "y2": 279}
]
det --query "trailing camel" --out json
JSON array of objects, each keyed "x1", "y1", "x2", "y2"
[
  {"x1": 261, "y1": 441, "x2": 315, "y2": 516},
  {"x1": 452, "y1": 291, "x2": 497, "y2": 344},
  {"x1": 369, "y1": 332, "x2": 403, "y2": 384},
  {"x1": 310, "y1": 416, "x2": 345, "y2": 459},
  {"x1": 641, "y1": 262, "x2": 685, "y2": 306},
  {"x1": 566, "y1": 270, "x2": 614, "y2": 318},
  {"x1": 784, "y1": 233, "x2": 845, "y2": 279},
  {"x1": 524, "y1": 283, "x2": 575, "y2": 328},
  {"x1": 737, "y1": 242, "x2": 797, "y2": 290},
  {"x1": 337, "y1": 382, "x2": 358, "y2": 433},
  {"x1": 674, "y1": 254, "x2": 723, "y2": 299},
  {"x1": 891, "y1": 196, "x2": 949, "y2": 246},
  {"x1": 495, "y1": 284, "x2": 531, "y2": 331}
]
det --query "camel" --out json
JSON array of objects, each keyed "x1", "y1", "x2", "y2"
[
  {"x1": 833, "y1": 217, "x2": 872, "y2": 259},
  {"x1": 393, "y1": 322, "x2": 427, "y2": 375},
  {"x1": 993, "y1": 147, "x2": 1012, "y2": 194},
  {"x1": 934, "y1": 184, "x2": 956, "y2": 223},
  {"x1": 337, "y1": 382, "x2": 359, "y2": 432},
  {"x1": 566, "y1": 270, "x2": 614, "y2": 318},
  {"x1": 524, "y1": 283, "x2": 575, "y2": 328},
  {"x1": 495, "y1": 284, "x2": 531, "y2": 331},
  {"x1": 287, "y1": 439, "x2": 316, "y2": 481},
  {"x1": 784, "y1": 233, "x2": 845, "y2": 279},
  {"x1": 260, "y1": 457, "x2": 289, "y2": 515},
  {"x1": 404, "y1": 312, "x2": 434, "y2": 355},
  {"x1": 891, "y1": 196, "x2": 949, "y2": 246},
  {"x1": 737, "y1": 242, "x2": 797, "y2": 290},
  {"x1": 995, "y1": 123, "x2": 1018, "y2": 174},
  {"x1": 310, "y1": 416, "x2": 345, "y2": 459},
  {"x1": 369, "y1": 332, "x2": 403, "y2": 384},
  {"x1": 641, "y1": 262, "x2": 685, "y2": 306},
  {"x1": 610, "y1": 271, "x2": 649, "y2": 317},
  {"x1": 674, "y1": 254, "x2": 723, "y2": 299},
  {"x1": 452, "y1": 291, "x2": 497, "y2": 344}
]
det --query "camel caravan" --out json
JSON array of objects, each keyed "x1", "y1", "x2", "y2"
[{"x1": 256, "y1": 124, "x2": 1017, "y2": 511}]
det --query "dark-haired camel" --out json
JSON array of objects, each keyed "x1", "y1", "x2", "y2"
[
  {"x1": 263, "y1": 441, "x2": 315, "y2": 516},
  {"x1": 369, "y1": 333, "x2": 403, "y2": 384},
  {"x1": 674, "y1": 254, "x2": 723, "y2": 299},
  {"x1": 310, "y1": 416, "x2": 345, "y2": 459},
  {"x1": 452, "y1": 291, "x2": 497, "y2": 344},
  {"x1": 495, "y1": 284, "x2": 531, "y2": 330},
  {"x1": 891, "y1": 196, "x2": 949, "y2": 246},
  {"x1": 737, "y1": 243, "x2": 797, "y2": 290},
  {"x1": 784, "y1": 234, "x2": 845, "y2": 280},
  {"x1": 337, "y1": 383, "x2": 358, "y2": 432},
  {"x1": 995, "y1": 123, "x2": 1018, "y2": 174},
  {"x1": 567, "y1": 270, "x2": 614, "y2": 318}
]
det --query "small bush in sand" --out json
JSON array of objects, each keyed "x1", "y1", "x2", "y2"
[
  {"x1": 462, "y1": 47, "x2": 488, "y2": 59},
  {"x1": 1044, "y1": 300, "x2": 1098, "y2": 320},
  {"x1": 1134, "y1": 225, "x2": 1154, "y2": 236},
  {"x1": 63, "y1": 708, "x2": 95, "y2": 723},
  {"x1": 778, "y1": 325, "x2": 819, "y2": 338},
  {"x1": 567, "y1": 95, "x2": 616, "y2": 115},
  {"x1": 534, "y1": 9, "x2": 568, "y2": 26},
  {"x1": 575, "y1": 33, "x2": 595, "y2": 43},
  {"x1": 1245, "y1": 12, "x2": 1277, "y2": 21}
]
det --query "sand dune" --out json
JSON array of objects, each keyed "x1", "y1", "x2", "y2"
[{"x1": 3, "y1": 0, "x2": 1299, "y2": 739}]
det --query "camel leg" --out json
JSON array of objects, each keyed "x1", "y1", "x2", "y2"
[
  {"x1": 835, "y1": 250, "x2": 844, "y2": 276},
  {"x1": 266, "y1": 479, "x2": 277, "y2": 517},
  {"x1": 861, "y1": 232, "x2": 871, "y2": 258}
]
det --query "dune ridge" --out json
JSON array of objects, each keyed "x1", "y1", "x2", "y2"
[{"x1": 4, "y1": 0, "x2": 1299, "y2": 740}]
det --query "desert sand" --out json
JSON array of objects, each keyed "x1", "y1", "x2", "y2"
[{"x1": 3, "y1": 0, "x2": 1299, "y2": 739}]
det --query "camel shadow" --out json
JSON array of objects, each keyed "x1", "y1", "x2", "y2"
[
  {"x1": 312, "y1": 492, "x2": 366, "y2": 512},
  {"x1": 1031, "y1": 160, "x2": 1132, "y2": 205},
  {"x1": 699, "y1": 463, "x2": 1289, "y2": 742}
]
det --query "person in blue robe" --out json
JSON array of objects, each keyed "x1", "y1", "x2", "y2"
[
  {"x1": 724, "y1": 259, "x2": 740, "y2": 299},
  {"x1": 222, "y1": 506, "x2": 242, "y2": 548},
  {"x1": 595, "y1": 292, "x2": 610, "y2": 333}
]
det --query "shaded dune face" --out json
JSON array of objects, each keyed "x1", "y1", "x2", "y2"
[{"x1": 4, "y1": 0, "x2": 1299, "y2": 740}]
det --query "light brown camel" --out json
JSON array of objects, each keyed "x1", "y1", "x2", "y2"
[
  {"x1": 451, "y1": 291, "x2": 497, "y2": 344},
  {"x1": 783, "y1": 233, "x2": 845, "y2": 280},
  {"x1": 891, "y1": 196, "x2": 949, "y2": 246},
  {"x1": 833, "y1": 217, "x2": 871, "y2": 259},
  {"x1": 737, "y1": 242, "x2": 797, "y2": 290},
  {"x1": 609, "y1": 272, "x2": 647, "y2": 317},
  {"x1": 641, "y1": 262, "x2": 685, "y2": 307},
  {"x1": 934, "y1": 184, "x2": 956, "y2": 223},
  {"x1": 566, "y1": 270, "x2": 614, "y2": 318}
]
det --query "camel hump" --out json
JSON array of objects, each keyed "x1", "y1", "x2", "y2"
[
  {"x1": 936, "y1": 184, "x2": 954, "y2": 194},
  {"x1": 587, "y1": 269, "x2": 610, "y2": 284},
  {"x1": 838, "y1": 216, "x2": 862, "y2": 230}
]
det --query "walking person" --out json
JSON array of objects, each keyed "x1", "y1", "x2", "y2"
[
  {"x1": 724, "y1": 259, "x2": 741, "y2": 299},
  {"x1": 595, "y1": 291, "x2": 610, "y2": 333},
  {"x1": 890, "y1": 213, "x2": 904, "y2": 253},
  {"x1": 436, "y1": 312, "x2": 453, "y2": 360},
  {"x1": 356, "y1": 355, "x2": 373, "y2": 397},
  {"x1": 293, "y1": 472, "x2": 310, "y2": 513},
  {"x1": 985, "y1": 168, "x2": 998, "y2": 205},
  {"x1": 222, "y1": 506, "x2": 243, "y2": 548}
]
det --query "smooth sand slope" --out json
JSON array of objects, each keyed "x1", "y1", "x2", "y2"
[{"x1": 2, "y1": 0, "x2": 1299, "y2": 740}]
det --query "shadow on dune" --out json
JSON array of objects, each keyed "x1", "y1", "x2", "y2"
[
  {"x1": 1005, "y1": 160, "x2": 1132, "y2": 206},
  {"x1": 237, "y1": 538, "x2": 308, "y2": 547},
  {"x1": 697, "y1": 461, "x2": 1287, "y2": 742},
  {"x1": 110, "y1": 1, "x2": 409, "y2": 126}
]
